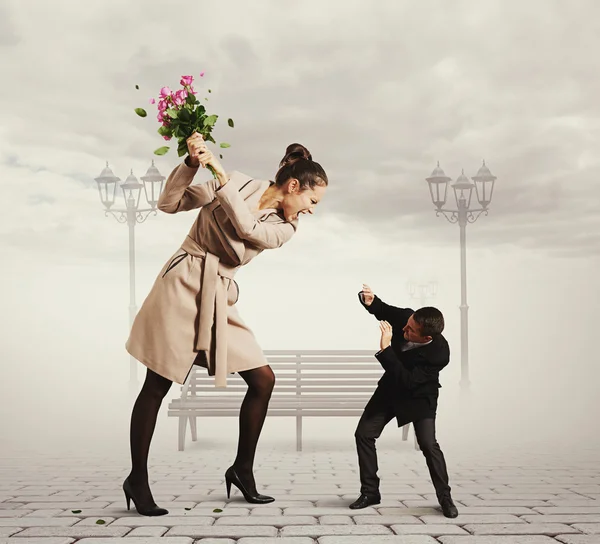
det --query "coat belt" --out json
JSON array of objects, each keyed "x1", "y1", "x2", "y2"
[{"x1": 180, "y1": 235, "x2": 239, "y2": 387}]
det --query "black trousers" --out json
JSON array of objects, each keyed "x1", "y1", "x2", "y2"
[{"x1": 354, "y1": 391, "x2": 451, "y2": 499}]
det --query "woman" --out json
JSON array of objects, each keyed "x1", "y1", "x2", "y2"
[{"x1": 123, "y1": 133, "x2": 328, "y2": 516}]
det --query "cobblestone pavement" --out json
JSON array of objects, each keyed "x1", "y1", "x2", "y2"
[{"x1": 1, "y1": 439, "x2": 599, "y2": 544}]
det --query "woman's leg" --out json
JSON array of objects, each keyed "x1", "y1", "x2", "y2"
[
  {"x1": 127, "y1": 367, "x2": 173, "y2": 505},
  {"x1": 232, "y1": 365, "x2": 275, "y2": 492}
]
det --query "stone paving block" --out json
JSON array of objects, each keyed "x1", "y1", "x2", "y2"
[
  {"x1": 0, "y1": 509, "x2": 31, "y2": 517},
  {"x1": 0, "y1": 517, "x2": 79, "y2": 527},
  {"x1": 238, "y1": 538, "x2": 316, "y2": 544},
  {"x1": 522, "y1": 515, "x2": 600, "y2": 523},
  {"x1": 125, "y1": 526, "x2": 169, "y2": 536},
  {"x1": 438, "y1": 537, "x2": 559, "y2": 543},
  {"x1": 354, "y1": 515, "x2": 422, "y2": 525},
  {"x1": 463, "y1": 523, "x2": 581, "y2": 535},
  {"x1": 556, "y1": 536, "x2": 600, "y2": 544},
  {"x1": 0, "y1": 539, "x2": 76, "y2": 544},
  {"x1": 73, "y1": 517, "x2": 117, "y2": 526},
  {"x1": 281, "y1": 524, "x2": 392, "y2": 537},
  {"x1": 570, "y1": 524, "x2": 600, "y2": 534},
  {"x1": 107, "y1": 501, "x2": 197, "y2": 510},
  {"x1": 0, "y1": 527, "x2": 21, "y2": 537},
  {"x1": 419, "y1": 514, "x2": 525, "y2": 524},
  {"x1": 390, "y1": 524, "x2": 469, "y2": 535},
  {"x1": 318, "y1": 536, "x2": 438, "y2": 543},
  {"x1": 318, "y1": 516, "x2": 353, "y2": 525},
  {"x1": 378, "y1": 507, "x2": 439, "y2": 516},
  {"x1": 18, "y1": 502, "x2": 112, "y2": 510},
  {"x1": 111, "y1": 516, "x2": 215, "y2": 526},
  {"x1": 475, "y1": 494, "x2": 560, "y2": 501},
  {"x1": 447, "y1": 507, "x2": 536, "y2": 514},
  {"x1": 73, "y1": 539, "x2": 193, "y2": 544},
  {"x1": 214, "y1": 516, "x2": 317, "y2": 527},
  {"x1": 283, "y1": 507, "x2": 378, "y2": 516},
  {"x1": 249, "y1": 507, "x2": 282, "y2": 515},
  {"x1": 165, "y1": 525, "x2": 278, "y2": 538},
  {"x1": 189, "y1": 539, "x2": 235, "y2": 544},
  {"x1": 533, "y1": 507, "x2": 600, "y2": 514},
  {"x1": 22, "y1": 510, "x2": 66, "y2": 518},
  {"x1": 14, "y1": 527, "x2": 131, "y2": 538},
  {"x1": 458, "y1": 500, "x2": 551, "y2": 507},
  {"x1": 321, "y1": 498, "x2": 405, "y2": 507}
]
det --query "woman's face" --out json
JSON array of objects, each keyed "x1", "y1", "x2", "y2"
[{"x1": 281, "y1": 179, "x2": 326, "y2": 222}]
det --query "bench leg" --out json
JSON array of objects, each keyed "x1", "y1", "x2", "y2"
[
  {"x1": 178, "y1": 416, "x2": 187, "y2": 451},
  {"x1": 189, "y1": 416, "x2": 198, "y2": 442},
  {"x1": 401, "y1": 423, "x2": 410, "y2": 441},
  {"x1": 296, "y1": 415, "x2": 302, "y2": 452}
]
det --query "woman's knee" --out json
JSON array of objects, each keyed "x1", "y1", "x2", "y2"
[
  {"x1": 142, "y1": 368, "x2": 173, "y2": 399},
  {"x1": 243, "y1": 366, "x2": 275, "y2": 397}
]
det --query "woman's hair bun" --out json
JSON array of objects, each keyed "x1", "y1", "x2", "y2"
[{"x1": 279, "y1": 143, "x2": 312, "y2": 168}]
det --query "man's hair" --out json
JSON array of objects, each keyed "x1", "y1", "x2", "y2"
[{"x1": 413, "y1": 307, "x2": 444, "y2": 337}]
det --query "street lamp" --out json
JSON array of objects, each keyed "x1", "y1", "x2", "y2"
[
  {"x1": 425, "y1": 161, "x2": 497, "y2": 392},
  {"x1": 94, "y1": 160, "x2": 166, "y2": 391},
  {"x1": 407, "y1": 280, "x2": 438, "y2": 308}
]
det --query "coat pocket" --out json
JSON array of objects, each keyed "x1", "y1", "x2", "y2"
[{"x1": 161, "y1": 252, "x2": 188, "y2": 278}]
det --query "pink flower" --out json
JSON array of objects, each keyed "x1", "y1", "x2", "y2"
[
  {"x1": 180, "y1": 75, "x2": 194, "y2": 86},
  {"x1": 163, "y1": 135, "x2": 172, "y2": 141},
  {"x1": 149, "y1": 98, "x2": 156, "y2": 105},
  {"x1": 172, "y1": 88, "x2": 188, "y2": 106},
  {"x1": 158, "y1": 99, "x2": 168, "y2": 112},
  {"x1": 188, "y1": 85, "x2": 197, "y2": 95},
  {"x1": 159, "y1": 86, "x2": 172, "y2": 98},
  {"x1": 199, "y1": 71, "x2": 205, "y2": 77}
]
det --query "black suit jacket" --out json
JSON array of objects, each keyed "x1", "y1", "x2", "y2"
[{"x1": 359, "y1": 292, "x2": 450, "y2": 425}]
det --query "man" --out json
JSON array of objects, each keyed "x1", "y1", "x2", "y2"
[{"x1": 349, "y1": 284, "x2": 458, "y2": 518}]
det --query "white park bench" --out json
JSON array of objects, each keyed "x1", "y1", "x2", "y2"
[{"x1": 168, "y1": 350, "x2": 418, "y2": 452}]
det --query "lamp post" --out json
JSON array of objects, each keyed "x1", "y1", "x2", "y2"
[
  {"x1": 407, "y1": 280, "x2": 438, "y2": 309},
  {"x1": 425, "y1": 161, "x2": 497, "y2": 392},
  {"x1": 94, "y1": 161, "x2": 165, "y2": 392}
]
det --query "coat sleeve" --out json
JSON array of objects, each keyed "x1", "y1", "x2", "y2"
[
  {"x1": 375, "y1": 346, "x2": 448, "y2": 389},
  {"x1": 157, "y1": 161, "x2": 220, "y2": 214},
  {"x1": 358, "y1": 292, "x2": 414, "y2": 325},
  {"x1": 214, "y1": 177, "x2": 298, "y2": 249}
]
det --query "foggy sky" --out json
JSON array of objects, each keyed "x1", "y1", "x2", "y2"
[{"x1": 1, "y1": 0, "x2": 599, "y2": 456}]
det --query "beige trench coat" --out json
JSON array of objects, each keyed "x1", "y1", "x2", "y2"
[{"x1": 125, "y1": 162, "x2": 298, "y2": 387}]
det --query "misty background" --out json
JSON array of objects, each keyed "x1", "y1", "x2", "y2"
[{"x1": 1, "y1": 0, "x2": 599, "y2": 462}]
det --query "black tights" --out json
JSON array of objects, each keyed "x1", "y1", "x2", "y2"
[{"x1": 127, "y1": 365, "x2": 275, "y2": 502}]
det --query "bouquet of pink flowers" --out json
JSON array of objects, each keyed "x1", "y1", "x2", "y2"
[{"x1": 134, "y1": 72, "x2": 233, "y2": 166}]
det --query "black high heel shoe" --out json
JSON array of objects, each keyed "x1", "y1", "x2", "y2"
[
  {"x1": 123, "y1": 477, "x2": 169, "y2": 516},
  {"x1": 224, "y1": 466, "x2": 275, "y2": 504}
]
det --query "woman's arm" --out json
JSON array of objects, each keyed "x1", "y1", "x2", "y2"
[
  {"x1": 214, "y1": 175, "x2": 297, "y2": 249},
  {"x1": 157, "y1": 158, "x2": 219, "y2": 214}
]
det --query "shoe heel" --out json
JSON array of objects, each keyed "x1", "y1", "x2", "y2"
[
  {"x1": 124, "y1": 489, "x2": 131, "y2": 511},
  {"x1": 225, "y1": 477, "x2": 232, "y2": 499}
]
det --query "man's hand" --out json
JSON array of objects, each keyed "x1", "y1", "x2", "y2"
[
  {"x1": 361, "y1": 284, "x2": 374, "y2": 306},
  {"x1": 379, "y1": 320, "x2": 393, "y2": 351}
]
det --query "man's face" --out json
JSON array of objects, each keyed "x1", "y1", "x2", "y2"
[{"x1": 402, "y1": 315, "x2": 432, "y2": 343}]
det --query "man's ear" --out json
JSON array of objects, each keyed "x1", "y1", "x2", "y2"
[{"x1": 424, "y1": 335, "x2": 433, "y2": 342}]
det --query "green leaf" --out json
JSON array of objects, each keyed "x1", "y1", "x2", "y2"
[
  {"x1": 205, "y1": 134, "x2": 216, "y2": 144},
  {"x1": 157, "y1": 125, "x2": 172, "y2": 137},
  {"x1": 177, "y1": 146, "x2": 188, "y2": 157},
  {"x1": 179, "y1": 108, "x2": 191, "y2": 122},
  {"x1": 219, "y1": 142, "x2": 231, "y2": 148},
  {"x1": 204, "y1": 115, "x2": 218, "y2": 127},
  {"x1": 208, "y1": 89, "x2": 212, "y2": 93},
  {"x1": 228, "y1": 118, "x2": 234, "y2": 128},
  {"x1": 185, "y1": 507, "x2": 191, "y2": 511},
  {"x1": 219, "y1": 154, "x2": 223, "y2": 159},
  {"x1": 134, "y1": 108, "x2": 147, "y2": 117},
  {"x1": 153, "y1": 146, "x2": 170, "y2": 156},
  {"x1": 186, "y1": 94, "x2": 197, "y2": 105},
  {"x1": 213, "y1": 508, "x2": 223, "y2": 513},
  {"x1": 166, "y1": 108, "x2": 179, "y2": 119},
  {"x1": 135, "y1": 84, "x2": 139, "y2": 90},
  {"x1": 96, "y1": 519, "x2": 106, "y2": 525},
  {"x1": 71, "y1": 510, "x2": 81, "y2": 514}
]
